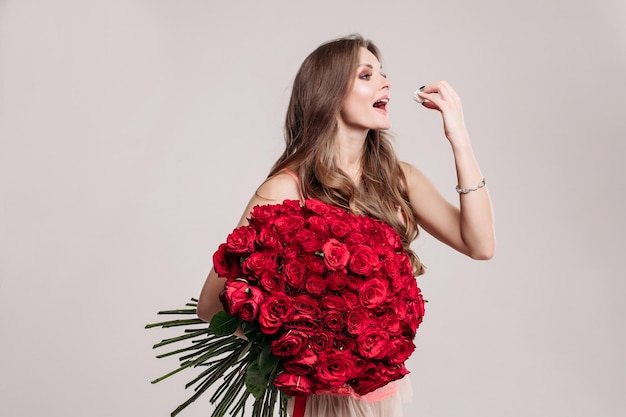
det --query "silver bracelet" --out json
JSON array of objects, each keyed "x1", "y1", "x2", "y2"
[{"x1": 456, "y1": 178, "x2": 486, "y2": 194}]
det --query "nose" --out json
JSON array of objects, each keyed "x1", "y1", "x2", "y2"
[{"x1": 380, "y1": 74, "x2": 391, "y2": 90}]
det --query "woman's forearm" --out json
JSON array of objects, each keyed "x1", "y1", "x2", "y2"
[{"x1": 451, "y1": 137, "x2": 495, "y2": 259}]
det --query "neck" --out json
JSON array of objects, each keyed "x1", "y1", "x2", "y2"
[{"x1": 334, "y1": 121, "x2": 369, "y2": 182}]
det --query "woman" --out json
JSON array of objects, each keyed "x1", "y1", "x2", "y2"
[{"x1": 197, "y1": 34, "x2": 495, "y2": 417}]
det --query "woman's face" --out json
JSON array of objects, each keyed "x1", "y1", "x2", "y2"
[{"x1": 338, "y1": 47, "x2": 391, "y2": 132}]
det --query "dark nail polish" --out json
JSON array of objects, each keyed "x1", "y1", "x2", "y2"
[{"x1": 419, "y1": 86, "x2": 425, "y2": 91}]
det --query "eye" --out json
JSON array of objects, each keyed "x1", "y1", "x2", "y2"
[
  {"x1": 381, "y1": 72, "x2": 388, "y2": 79},
  {"x1": 359, "y1": 72, "x2": 372, "y2": 80}
]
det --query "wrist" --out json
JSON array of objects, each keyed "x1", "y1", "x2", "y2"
[
  {"x1": 449, "y1": 137, "x2": 474, "y2": 156},
  {"x1": 446, "y1": 127, "x2": 471, "y2": 144}
]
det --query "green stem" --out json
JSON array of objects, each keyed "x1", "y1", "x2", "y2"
[
  {"x1": 150, "y1": 361, "x2": 195, "y2": 384},
  {"x1": 152, "y1": 329, "x2": 210, "y2": 349},
  {"x1": 155, "y1": 338, "x2": 211, "y2": 359},
  {"x1": 157, "y1": 308, "x2": 198, "y2": 315},
  {"x1": 214, "y1": 370, "x2": 247, "y2": 417},
  {"x1": 178, "y1": 336, "x2": 241, "y2": 361},
  {"x1": 145, "y1": 318, "x2": 205, "y2": 329}
]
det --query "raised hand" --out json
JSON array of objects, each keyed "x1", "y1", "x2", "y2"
[{"x1": 416, "y1": 80, "x2": 469, "y2": 147}]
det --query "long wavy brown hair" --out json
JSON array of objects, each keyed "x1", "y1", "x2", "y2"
[{"x1": 269, "y1": 34, "x2": 424, "y2": 276}]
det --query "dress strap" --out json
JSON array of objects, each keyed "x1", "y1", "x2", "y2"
[{"x1": 282, "y1": 169, "x2": 306, "y2": 203}]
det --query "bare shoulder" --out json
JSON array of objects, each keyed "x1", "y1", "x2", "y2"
[
  {"x1": 254, "y1": 171, "x2": 302, "y2": 203},
  {"x1": 400, "y1": 161, "x2": 429, "y2": 189}
]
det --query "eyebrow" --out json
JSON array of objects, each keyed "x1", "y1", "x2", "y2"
[{"x1": 358, "y1": 64, "x2": 383, "y2": 70}]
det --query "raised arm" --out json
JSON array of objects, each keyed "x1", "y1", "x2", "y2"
[
  {"x1": 196, "y1": 172, "x2": 302, "y2": 323},
  {"x1": 407, "y1": 80, "x2": 495, "y2": 259}
]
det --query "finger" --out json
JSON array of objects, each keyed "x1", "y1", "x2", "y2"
[
  {"x1": 437, "y1": 81, "x2": 462, "y2": 102},
  {"x1": 419, "y1": 83, "x2": 438, "y2": 94},
  {"x1": 420, "y1": 80, "x2": 458, "y2": 101},
  {"x1": 417, "y1": 91, "x2": 445, "y2": 109},
  {"x1": 417, "y1": 83, "x2": 445, "y2": 106},
  {"x1": 420, "y1": 100, "x2": 440, "y2": 111}
]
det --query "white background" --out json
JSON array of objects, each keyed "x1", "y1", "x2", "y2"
[{"x1": 1, "y1": 1, "x2": 625, "y2": 416}]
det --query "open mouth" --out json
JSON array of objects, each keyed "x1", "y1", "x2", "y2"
[{"x1": 373, "y1": 98, "x2": 389, "y2": 112}]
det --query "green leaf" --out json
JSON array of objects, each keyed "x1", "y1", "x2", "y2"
[
  {"x1": 257, "y1": 344, "x2": 279, "y2": 377},
  {"x1": 210, "y1": 311, "x2": 240, "y2": 336},
  {"x1": 242, "y1": 321, "x2": 261, "y2": 340},
  {"x1": 245, "y1": 360, "x2": 268, "y2": 400}
]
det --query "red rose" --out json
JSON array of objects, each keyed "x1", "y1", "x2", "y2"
[
  {"x1": 259, "y1": 273, "x2": 286, "y2": 293},
  {"x1": 405, "y1": 296, "x2": 425, "y2": 332},
  {"x1": 378, "y1": 311, "x2": 401, "y2": 335},
  {"x1": 223, "y1": 279, "x2": 253, "y2": 315},
  {"x1": 305, "y1": 255, "x2": 326, "y2": 274},
  {"x1": 393, "y1": 298, "x2": 408, "y2": 321},
  {"x1": 271, "y1": 330, "x2": 309, "y2": 357},
  {"x1": 351, "y1": 363, "x2": 406, "y2": 396},
  {"x1": 283, "y1": 259, "x2": 307, "y2": 289},
  {"x1": 397, "y1": 253, "x2": 413, "y2": 276},
  {"x1": 283, "y1": 347, "x2": 318, "y2": 376},
  {"x1": 212, "y1": 243, "x2": 242, "y2": 278},
  {"x1": 344, "y1": 231, "x2": 367, "y2": 245},
  {"x1": 304, "y1": 275, "x2": 326, "y2": 296},
  {"x1": 346, "y1": 308, "x2": 370, "y2": 335},
  {"x1": 363, "y1": 224, "x2": 385, "y2": 246},
  {"x1": 259, "y1": 293, "x2": 295, "y2": 334},
  {"x1": 319, "y1": 294, "x2": 348, "y2": 311},
  {"x1": 326, "y1": 203, "x2": 350, "y2": 220},
  {"x1": 381, "y1": 257, "x2": 403, "y2": 292},
  {"x1": 353, "y1": 373, "x2": 386, "y2": 394},
  {"x1": 308, "y1": 331, "x2": 332, "y2": 353},
  {"x1": 304, "y1": 199, "x2": 331, "y2": 215},
  {"x1": 414, "y1": 293, "x2": 425, "y2": 319},
  {"x1": 357, "y1": 328, "x2": 390, "y2": 359},
  {"x1": 384, "y1": 363, "x2": 409, "y2": 381},
  {"x1": 381, "y1": 223, "x2": 403, "y2": 250},
  {"x1": 354, "y1": 216, "x2": 377, "y2": 235},
  {"x1": 349, "y1": 244, "x2": 380, "y2": 276},
  {"x1": 322, "y1": 310, "x2": 344, "y2": 333},
  {"x1": 238, "y1": 287, "x2": 264, "y2": 322},
  {"x1": 292, "y1": 294, "x2": 321, "y2": 318},
  {"x1": 256, "y1": 227, "x2": 282, "y2": 251},
  {"x1": 358, "y1": 277, "x2": 389, "y2": 310},
  {"x1": 328, "y1": 219, "x2": 351, "y2": 239},
  {"x1": 332, "y1": 335, "x2": 356, "y2": 352},
  {"x1": 273, "y1": 372, "x2": 314, "y2": 397},
  {"x1": 274, "y1": 213, "x2": 305, "y2": 242},
  {"x1": 283, "y1": 199, "x2": 302, "y2": 210},
  {"x1": 325, "y1": 271, "x2": 347, "y2": 292},
  {"x1": 342, "y1": 290, "x2": 359, "y2": 309},
  {"x1": 241, "y1": 251, "x2": 278, "y2": 280},
  {"x1": 249, "y1": 204, "x2": 280, "y2": 227},
  {"x1": 345, "y1": 274, "x2": 365, "y2": 291},
  {"x1": 307, "y1": 215, "x2": 329, "y2": 236},
  {"x1": 321, "y1": 238, "x2": 350, "y2": 271},
  {"x1": 294, "y1": 228, "x2": 323, "y2": 253},
  {"x1": 282, "y1": 243, "x2": 300, "y2": 260},
  {"x1": 284, "y1": 314, "x2": 320, "y2": 332},
  {"x1": 225, "y1": 225, "x2": 257, "y2": 255},
  {"x1": 387, "y1": 337, "x2": 416, "y2": 365},
  {"x1": 314, "y1": 350, "x2": 357, "y2": 389}
]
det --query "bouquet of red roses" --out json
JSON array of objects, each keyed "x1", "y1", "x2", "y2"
[{"x1": 147, "y1": 199, "x2": 425, "y2": 417}]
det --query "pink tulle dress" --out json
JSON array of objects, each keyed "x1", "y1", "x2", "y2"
[{"x1": 287, "y1": 377, "x2": 412, "y2": 417}]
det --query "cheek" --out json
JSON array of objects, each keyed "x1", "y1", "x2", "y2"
[
  {"x1": 352, "y1": 84, "x2": 373, "y2": 103},
  {"x1": 342, "y1": 89, "x2": 371, "y2": 117}
]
